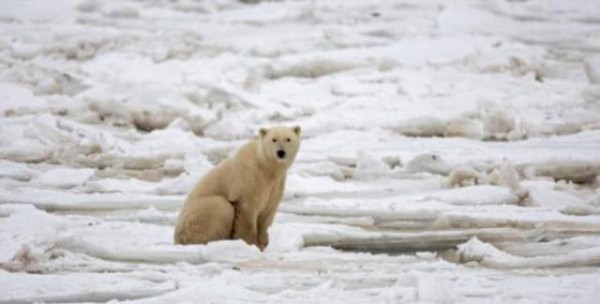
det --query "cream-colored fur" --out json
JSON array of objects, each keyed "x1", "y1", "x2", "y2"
[{"x1": 174, "y1": 126, "x2": 301, "y2": 250}]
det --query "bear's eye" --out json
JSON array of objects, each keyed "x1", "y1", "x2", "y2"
[
  {"x1": 272, "y1": 138, "x2": 277, "y2": 143},
  {"x1": 286, "y1": 138, "x2": 291, "y2": 142}
]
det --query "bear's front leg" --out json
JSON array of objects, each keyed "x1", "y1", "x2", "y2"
[
  {"x1": 257, "y1": 207, "x2": 277, "y2": 251},
  {"x1": 257, "y1": 229, "x2": 268, "y2": 251},
  {"x1": 232, "y1": 202, "x2": 258, "y2": 247},
  {"x1": 256, "y1": 178, "x2": 285, "y2": 251}
]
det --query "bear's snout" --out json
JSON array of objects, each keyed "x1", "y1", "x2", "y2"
[{"x1": 277, "y1": 150, "x2": 286, "y2": 159}]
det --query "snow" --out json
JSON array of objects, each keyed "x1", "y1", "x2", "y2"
[{"x1": 1, "y1": 0, "x2": 600, "y2": 303}]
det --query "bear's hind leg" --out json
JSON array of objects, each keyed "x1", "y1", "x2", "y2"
[{"x1": 174, "y1": 196, "x2": 234, "y2": 245}]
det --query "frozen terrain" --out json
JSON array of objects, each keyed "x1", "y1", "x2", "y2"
[{"x1": 1, "y1": 0, "x2": 600, "y2": 303}]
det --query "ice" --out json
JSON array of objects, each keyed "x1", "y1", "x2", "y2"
[
  {"x1": 457, "y1": 237, "x2": 600, "y2": 268},
  {"x1": 105, "y1": 4, "x2": 140, "y2": 19},
  {"x1": 392, "y1": 116, "x2": 447, "y2": 137},
  {"x1": 417, "y1": 275, "x2": 455, "y2": 303},
  {"x1": 0, "y1": 206, "x2": 62, "y2": 263},
  {"x1": 444, "y1": 118, "x2": 484, "y2": 140},
  {"x1": 0, "y1": 84, "x2": 46, "y2": 114},
  {"x1": 447, "y1": 166, "x2": 482, "y2": 188},
  {"x1": 404, "y1": 153, "x2": 452, "y2": 175},
  {"x1": 481, "y1": 107, "x2": 515, "y2": 135},
  {"x1": 0, "y1": 271, "x2": 175, "y2": 303},
  {"x1": 2, "y1": 0, "x2": 600, "y2": 303},
  {"x1": 34, "y1": 167, "x2": 95, "y2": 189},
  {"x1": 353, "y1": 151, "x2": 392, "y2": 181},
  {"x1": 58, "y1": 226, "x2": 261, "y2": 264},
  {"x1": 0, "y1": 160, "x2": 38, "y2": 181},
  {"x1": 0, "y1": 189, "x2": 184, "y2": 211}
]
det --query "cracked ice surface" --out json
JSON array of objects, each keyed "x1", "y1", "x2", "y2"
[{"x1": 1, "y1": 0, "x2": 600, "y2": 303}]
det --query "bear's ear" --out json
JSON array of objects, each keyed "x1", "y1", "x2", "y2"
[
  {"x1": 259, "y1": 128, "x2": 268, "y2": 138},
  {"x1": 292, "y1": 125, "x2": 301, "y2": 136}
]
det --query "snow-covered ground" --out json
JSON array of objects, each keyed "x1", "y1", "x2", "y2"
[{"x1": 1, "y1": 0, "x2": 600, "y2": 302}]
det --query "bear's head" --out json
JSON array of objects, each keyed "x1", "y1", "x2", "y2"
[{"x1": 258, "y1": 125, "x2": 301, "y2": 168}]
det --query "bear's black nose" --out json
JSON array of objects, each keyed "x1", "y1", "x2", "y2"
[{"x1": 277, "y1": 150, "x2": 286, "y2": 159}]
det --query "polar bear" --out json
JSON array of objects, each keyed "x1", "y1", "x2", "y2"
[{"x1": 174, "y1": 125, "x2": 301, "y2": 250}]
